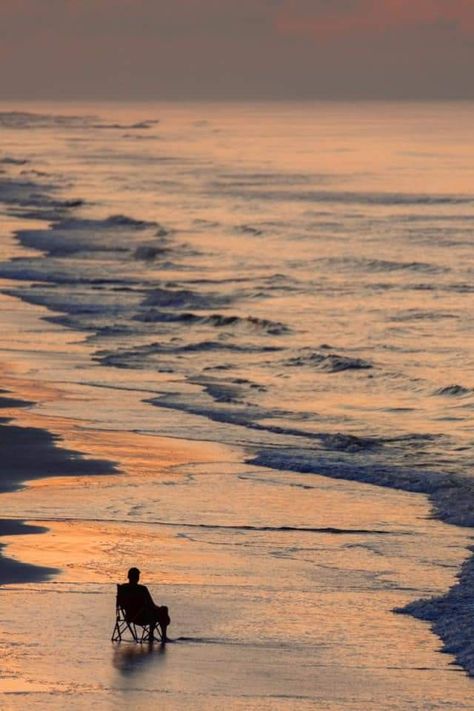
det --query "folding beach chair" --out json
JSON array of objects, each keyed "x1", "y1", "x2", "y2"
[{"x1": 111, "y1": 583, "x2": 163, "y2": 643}]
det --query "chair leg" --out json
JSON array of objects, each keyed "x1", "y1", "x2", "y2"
[
  {"x1": 111, "y1": 620, "x2": 122, "y2": 642},
  {"x1": 130, "y1": 623, "x2": 140, "y2": 642},
  {"x1": 112, "y1": 618, "x2": 165, "y2": 644},
  {"x1": 141, "y1": 623, "x2": 159, "y2": 643}
]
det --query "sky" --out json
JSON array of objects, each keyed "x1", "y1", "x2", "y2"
[{"x1": 0, "y1": 0, "x2": 473, "y2": 100}]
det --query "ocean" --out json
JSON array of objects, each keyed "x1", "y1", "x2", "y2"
[{"x1": 0, "y1": 101, "x2": 473, "y2": 709}]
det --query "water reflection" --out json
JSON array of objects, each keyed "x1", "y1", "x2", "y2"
[{"x1": 112, "y1": 642, "x2": 167, "y2": 677}]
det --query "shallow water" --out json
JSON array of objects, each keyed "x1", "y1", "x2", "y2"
[{"x1": 0, "y1": 101, "x2": 473, "y2": 706}]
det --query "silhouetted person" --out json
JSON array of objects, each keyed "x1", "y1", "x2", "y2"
[{"x1": 121, "y1": 567, "x2": 170, "y2": 642}]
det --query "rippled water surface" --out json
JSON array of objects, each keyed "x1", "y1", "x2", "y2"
[{"x1": 0, "y1": 101, "x2": 473, "y2": 705}]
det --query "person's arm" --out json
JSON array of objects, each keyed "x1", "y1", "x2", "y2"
[{"x1": 142, "y1": 585, "x2": 157, "y2": 608}]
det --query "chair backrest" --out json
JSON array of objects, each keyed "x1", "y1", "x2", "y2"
[
  {"x1": 116, "y1": 584, "x2": 124, "y2": 610},
  {"x1": 116, "y1": 583, "x2": 146, "y2": 623},
  {"x1": 116, "y1": 583, "x2": 126, "y2": 609}
]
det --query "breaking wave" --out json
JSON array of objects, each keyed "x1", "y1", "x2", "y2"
[
  {"x1": 0, "y1": 111, "x2": 159, "y2": 132},
  {"x1": 433, "y1": 385, "x2": 473, "y2": 397},
  {"x1": 217, "y1": 187, "x2": 474, "y2": 207},
  {"x1": 143, "y1": 287, "x2": 232, "y2": 310},
  {"x1": 135, "y1": 310, "x2": 290, "y2": 335},
  {"x1": 320, "y1": 257, "x2": 448, "y2": 275},
  {"x1": 285, "y1": 349, "x2": 373, "y2": 373}
]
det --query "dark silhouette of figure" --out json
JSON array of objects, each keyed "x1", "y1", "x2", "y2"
[{"x1": 120, "y1": 567, "x2": 170, "y2": 642}]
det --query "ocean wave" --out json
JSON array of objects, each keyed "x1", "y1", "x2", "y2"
[
  {"x1": 148, "y1": 393, "x2": 395, "y2": 455},
  {"x1": 3, "y1": 286, "x2": 143, "y2": 323},
  {"x1": 149, "y1": 394, "x2": 267, "y2": 425},
  {"x1": 234, "y1": 224, "x2": 265, "y2": 236},
  {"x1": 0, "y1": 156, "x2": 29, "y2": 165},
  {"x1": 143, "y1": 287, "x2": 233, "y2": 310},
  {"x1": 447, "y1": 283, "x2": 474, "y2": 294},
  {"x1": 320, "y1": 257, "x2": 448, "y2": 275},
  {"x1": 0, "y1": 174, "x2": 85, "y2": 222},
  {"x1": 433, "y1": 385, "x2": 473, "y2": 397},
  {"x1": 191, "y1": 376, "x2": 266, "y2": 404},
  {"x1": 133, "y1": 245, "x2": 170, "y2": 260},
  {"x1": 219, "y1": 187, "x2": 474, "y2": 207},
  {"x1": 147, "y1": 390, "x2": 456, "y2": 493},
  {"x1": 103, "y1": 214, "x2": 158, "y2": 228},
  {"x1": 319, "y1": 432, "x2": 380, "y2": 452},
  {"x1": 0, "y1": 265, "x2": 135, "y2": 287},
  {"x1": 0, "y1": 176, "x2": 56, "y2": 205},
  {"x1": 213, "y1": 171, "x2": 315, "y2": 187},
  {"x1": 285, "y1": 349, "x2": 373, "y2": 373},
  {"x1": 91, "y1": 119, "x2": 159, "y2": 130},
  {"x1": 97, "y1": 340, "x2": 282, "y2": 368},
  {"x1": 403, "y1": 226, "x2": 474, "y2": 247},
  {"x1": 55, "y1": 214, "x2": 158, "y2": 231},
  {"x1": 0, "y1": 111, "x2": 95, "y2": 129},
  {"x1": 390, "y1": 310, "x2": 457, "y2": 322},
  {"x1": 135, "y1": 309, "x2": 290, "y2": 335},
  {"x1": 0, "y1": 111, "x2": 159, "y2": 132},
  {"x1": 397, "y1": 551, "x2": 474, "y2": 676},
  {"x1": 173, "y1": 340, "x2": 280, "y2": 354},
  {"x1": 15, "y1": 215, "x2": 163, "y2": 258},
  {"x1": 196, "y1": 381, "x2": 246, "y2": 404}
]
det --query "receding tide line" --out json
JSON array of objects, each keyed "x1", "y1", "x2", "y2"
[{"x1": 0, "y1": 515, "x2": 400, "y2": 536}]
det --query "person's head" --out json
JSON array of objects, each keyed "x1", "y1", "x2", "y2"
[{"x1": 127, "y1": 567, "x2": 140, "y2": 584}]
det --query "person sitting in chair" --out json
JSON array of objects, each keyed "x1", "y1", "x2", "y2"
[{"x1": 121, "y1": 567, "x2": 170, "y2": 642}]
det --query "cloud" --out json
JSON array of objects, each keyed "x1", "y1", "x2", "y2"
[{"x1": 275, "y1": 0, "x2": 474, "y2": 40}]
